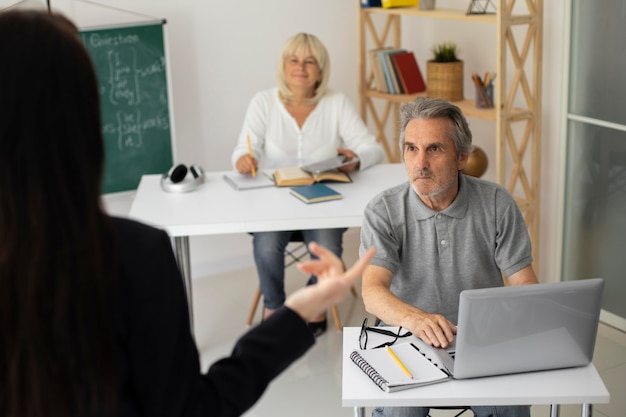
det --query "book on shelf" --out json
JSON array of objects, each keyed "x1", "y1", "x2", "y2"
[
  {"x1": 391, "y1": 51, "x2": 426, "y2": 94},
  {"x1": 274, "y1": 166, "x2": 351, "y2": 187},
  {"x1": 378, "y1": 48, "x2": 406, "y2": 94},
  {"x1": 350, "y1": 342, "x2": 450, "y2": 393},
  {"x1": 222, "y1": 171, "x2": 275, "y2": 191},
  {"x1": 369, "y1": 47, "x2": 393, "y2": 93},
  {"x1": 385, "y1": 50, "x2": 406, "y2": 94},
  {"x1": 382, "y1": 0, "x2": 417, "y2": 8},
  {"x1": 289, "y1": 184, "x2": 342, "y2": 204},
  {"x1": 360, "y1": 0, "x2": 382, "y2": 7}
]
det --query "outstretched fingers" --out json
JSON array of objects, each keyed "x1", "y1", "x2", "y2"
[
  {"x1": 296, "y1": 242, "x2": 343, "y2": 278},
  {"x1": 285, "y1": 244, "x2": 376, "y2": 322},
  {"x1": 297, "y1": 242, "x2": 376, "y2": 286}
]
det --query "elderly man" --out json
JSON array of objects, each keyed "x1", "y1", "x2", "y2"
[{"x1": 360, "y1": 97, "x2": 538, "y2": 417}]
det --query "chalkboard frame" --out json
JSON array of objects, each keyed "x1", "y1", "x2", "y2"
[{"x1": 80, "y1": 21, "x2": 177, "y2": 195}]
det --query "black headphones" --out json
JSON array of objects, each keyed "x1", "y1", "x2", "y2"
[{"x1": 160, "y1": 164, "x2": 205, "y2": 193}]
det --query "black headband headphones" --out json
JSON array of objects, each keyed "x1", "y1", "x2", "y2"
[{"x1": 160, "y1": 164, "x2": 205, "y2": 193}]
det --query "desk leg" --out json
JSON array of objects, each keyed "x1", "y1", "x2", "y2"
[
  {"x1": 581, "y1": 404, "x2": 592, "y2": 417},
  {"x1": 550, "y1": 404, "x2": 560, "y2": 417},
  {"x1": 174, "y1": 236, "x2": 194, "y2": 332},
  {"x1": 354, "y1": 406, "x2": 365, "y2": 417}
]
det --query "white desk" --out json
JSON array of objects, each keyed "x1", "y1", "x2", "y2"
[
  {"x1": 128, "y1": 164, "x2": 406, "y2": 324},
  {"x1": 342, "y1": 327, "x2": 610, "y2": 417}
]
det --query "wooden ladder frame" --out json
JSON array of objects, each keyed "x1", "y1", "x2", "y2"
[{"x1": 357, "y1": 0, "x2": 543, "y2": 266}]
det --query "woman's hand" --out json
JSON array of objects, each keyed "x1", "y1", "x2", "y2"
[
  {"x1": 284, "y1": 243, "x2": 376, "y2": 323},
  {"x1": 235, "y1": 154, "x2": 257, "y2": 175},
  {"x1": 336, "y1": 148, "x2": 360, "y2": 173}
]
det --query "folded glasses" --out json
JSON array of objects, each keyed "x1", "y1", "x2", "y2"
[{"x1": 358, "y1": 317, "x2": 412, "y2": 350}]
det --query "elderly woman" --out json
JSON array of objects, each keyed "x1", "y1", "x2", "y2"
[{"x1": 231, "y1": 33, "x2": 383, "y2": 335}]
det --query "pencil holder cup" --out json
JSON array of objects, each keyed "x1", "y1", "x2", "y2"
[{"x1": 475, "y1": 84, "x2": 494, "y2": 108}]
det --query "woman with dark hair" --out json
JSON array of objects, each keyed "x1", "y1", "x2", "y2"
[{"x1": 0, "y1": 10, "x2": 374, "y2": 417}]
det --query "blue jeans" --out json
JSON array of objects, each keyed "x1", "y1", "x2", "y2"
[
  {"x1": 372, "y1": 406, "x2": 531, "y2": 417},
  {"x1": 252, "y1": 228, "x2": 346, "y2": 310}
]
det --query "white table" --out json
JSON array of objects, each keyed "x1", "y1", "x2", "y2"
[
  {"x1": 342, "y1": 327, "x2": 610, "y2": 417},
  {"x1": 128, "y1": 164, "x2": 406, "y2": 324}
]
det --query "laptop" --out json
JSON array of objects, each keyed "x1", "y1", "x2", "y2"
[{"x1": 428, "y1": 278, "x2": 604, "y2": 379}]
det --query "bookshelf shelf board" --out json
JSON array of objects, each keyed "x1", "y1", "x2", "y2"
[{"x1": 362, "y1": 7, "x2": 498, "y2": 23}]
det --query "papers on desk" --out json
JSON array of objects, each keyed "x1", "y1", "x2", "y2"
[
  {"x1": 350, "y1": 342, "x2": 450, "y2": 393},
  {"x1": 223, "y1": 172, "x2": 275, "y2": 191},
  {"x1": 300, "y1": 155, "x2": 359, "y2": 174}
]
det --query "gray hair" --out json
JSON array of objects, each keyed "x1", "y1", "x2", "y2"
[{"x1": 398, "y1": 97, "x2": 472, "y2": 159}]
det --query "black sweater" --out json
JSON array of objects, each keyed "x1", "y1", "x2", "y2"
[{"x1": 110, "y1": 217, "x2": 315, "y2": 417}]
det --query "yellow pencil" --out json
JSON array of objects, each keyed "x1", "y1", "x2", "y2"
[
  {"x1": 246, "y1": 135, "x2": 256, "y2": 177},
  {"x1": 386, "y1": 346, "x2": 413, "y2": 379}
]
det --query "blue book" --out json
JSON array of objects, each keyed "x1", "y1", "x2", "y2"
[
  {"x1": 289, "y1": 184, "x2": 342, "y2": 204},
  {"x1": 361, "y1": 0, "x2": 382, "y2": 7},
  {"x1": 379, "y1": 48, "x2": 406, "y2": 94}
]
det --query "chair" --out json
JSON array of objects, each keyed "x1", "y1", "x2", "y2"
[
  {"x1": 246, "y1": 231, "x2": 357, "y2": 331},
  {"x1": 427, "y1": 407, "x2": 473, "y2": 417}
]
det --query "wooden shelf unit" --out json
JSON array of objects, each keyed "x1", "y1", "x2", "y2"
[{"x1": 357, "y1": 0, "x2": 543, "y2": 265}]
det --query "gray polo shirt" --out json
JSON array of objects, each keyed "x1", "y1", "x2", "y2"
[{"x1": 360, "y1": 173, "x2": 533, "y2": 324}]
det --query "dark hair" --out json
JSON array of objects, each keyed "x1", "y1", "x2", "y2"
[
  {"x1": 0, "y1": 10, "x2": 116, "y2": 416},
  {"x1": 398, "y1": 97, "x2": 472, "y2": 159}
]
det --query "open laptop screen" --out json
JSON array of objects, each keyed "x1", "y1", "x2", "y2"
[{"x1": 452, "y1": 278, "x2": 604, "y2": 379}]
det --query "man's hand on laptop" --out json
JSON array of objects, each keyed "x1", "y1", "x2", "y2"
[{"x1": 411, "y1": 312, "x2": 457, "y2": 348}]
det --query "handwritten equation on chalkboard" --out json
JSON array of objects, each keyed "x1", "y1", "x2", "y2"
[{"x1": 81, "y1": 24, "x2": 174, "y2": 194}]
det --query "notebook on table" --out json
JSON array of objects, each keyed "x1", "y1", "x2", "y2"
[
  {"x1": 414, "y1": 278, "x2": 604, "y2": 379},
  {"x1": 222, "y1": 171, "x2": 275, "y2": 190},
  {"x1": 349, "y1": 343, "x2": 450, "y2": 392}
]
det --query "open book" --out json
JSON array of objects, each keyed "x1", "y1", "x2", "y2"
[
  {"x1": 274, "y1": 166, "x2": 351, "y2": 187},
  {"x1": 350, "y1": 342, "x2": 450, "y2": 393}
]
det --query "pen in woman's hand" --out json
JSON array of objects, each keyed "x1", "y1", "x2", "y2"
[{"x1": 246, "y1": 135, "x2": 256, "y2": 177}]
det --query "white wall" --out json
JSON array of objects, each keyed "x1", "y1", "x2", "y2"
[{"x1": 5, "y1": 0, "x2": 565, "y2": 281}]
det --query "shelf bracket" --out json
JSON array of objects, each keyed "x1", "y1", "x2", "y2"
[{"x1": 466, "y1": 0, "x2": 497, "y2": 15}]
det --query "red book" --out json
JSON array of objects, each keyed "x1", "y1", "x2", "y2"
[{"x1": 391, "y1": 51, "x2": 426, "y2": 94}]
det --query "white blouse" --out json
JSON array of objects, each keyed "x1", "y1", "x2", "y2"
[{"x1": 231, "y1": 88, "x2": 384, "y2": 171}]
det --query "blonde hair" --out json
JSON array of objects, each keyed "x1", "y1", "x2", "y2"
[{"x1": 276, "y1": 33, "x2": 330, "y2": 105}]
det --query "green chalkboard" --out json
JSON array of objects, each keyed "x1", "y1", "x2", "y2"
[{"x1": 80, "y1": 23, "x2": 174, "y2": 194}]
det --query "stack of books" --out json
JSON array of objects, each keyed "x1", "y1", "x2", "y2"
[{"x1": 369, "y1": 47, "x2": 426, "y2": 95}]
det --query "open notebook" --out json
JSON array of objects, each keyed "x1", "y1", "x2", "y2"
[{"x1": 349, "y1": 343, "x2": 449, "y2": 392}]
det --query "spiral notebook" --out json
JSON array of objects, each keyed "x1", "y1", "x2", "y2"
[{"x1": 350, "y1": 342, "x2": 450, "y2": 393}]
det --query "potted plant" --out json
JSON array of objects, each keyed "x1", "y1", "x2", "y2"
[{"x1": 426, "y1": 41, "x2": 463, "y2": 101}]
